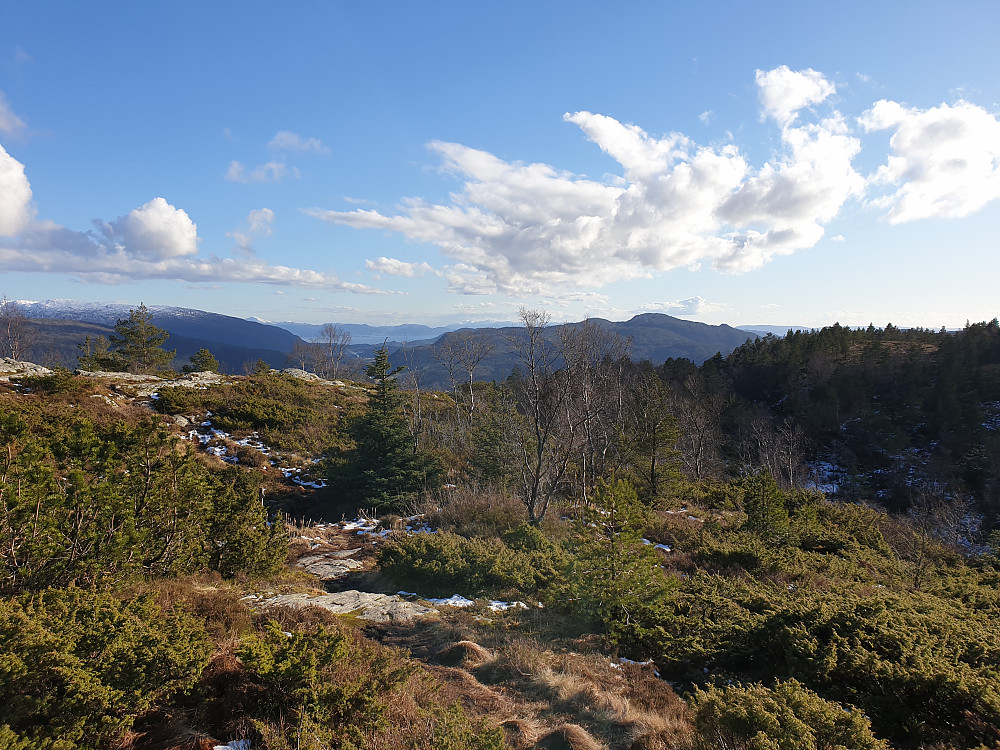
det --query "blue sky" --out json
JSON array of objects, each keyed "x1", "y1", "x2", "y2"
[{"x1": 1, "y1": 1, "x2": 998, "y2": 328}]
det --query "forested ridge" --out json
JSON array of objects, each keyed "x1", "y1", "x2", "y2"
[{"x1": 2, "y1": 306, "x2": 1000, "y2": 749}]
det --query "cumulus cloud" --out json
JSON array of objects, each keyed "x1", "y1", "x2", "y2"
[
  {"x1": 227, "y1": 207, "x2": 275, "y2": 254},
  {"x1": 859, "y1": 99, "x2": 1000, "y2": 223},
  {"x1": 0, "y1": 162, "x2": 382, "y2": 293},
  {"x1": 756, "y1": 66, "x2": 836, "y2": 126},
  {"x1": 0, "y1": 144, "x2": 33, "y2": 235},
  {"x1": 365, "y1": 256, "x2": 437, "y2": 278},
  {"x1": 268, "y1": 130, "x2": 331, "y2": 155},
  {"x1": 307, "y1": 67, "x2": 864, "y2": 294},
  {"x1": 637, "y1": 296, "x2": 724, "y2": 316},
  {"x1": 101, "y1": 197, "x2": 199, "y2": 260},
  {"x1": 225, "y1": 160, "x2": 295, "y2": 183},
  {"x1": 0, "y1": 92, "x2": 27, "y2": 140}
]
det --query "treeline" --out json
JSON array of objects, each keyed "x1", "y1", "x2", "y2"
[{"x1": 654, "y1": 320, "x2": 1000, "y2": 516}]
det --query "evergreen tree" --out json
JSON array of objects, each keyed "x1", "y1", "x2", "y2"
[
  {"x1": 77, "y1": 334, "x2": 117, "y2": 371},
  {"x1": 182, "y1": 347, "x2": 220, "y2": 373},
  {"x1": 109, "y1": 303, "x2": 175, "y2": 373},
  {"x1": 328, "y1": 345, "x2": 443, "y2": 510}
]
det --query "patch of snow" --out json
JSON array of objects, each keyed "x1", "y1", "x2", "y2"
[{"x1": 425, "y1": 594, "x2": 476, "y2": 607}]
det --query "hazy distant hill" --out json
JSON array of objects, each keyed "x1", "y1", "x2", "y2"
[
  {"x1": 19, "y1": 301, "x2": 302, "y2": 373},
  {"x1": 259, "y1": 319, "x2": 510, "y2": 345},
  {"x1": 387, "y1": 313, "x2": 756, "y2": 389},
  {"x1": 16, "y1": 301, "x2": 754, "y2": 380}
]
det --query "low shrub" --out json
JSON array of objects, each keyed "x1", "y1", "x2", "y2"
[{"x1": 691, "y1": 679, "x2": 888, "y2": 750}]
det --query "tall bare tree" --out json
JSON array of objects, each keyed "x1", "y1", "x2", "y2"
[
  {"x1": 315, "y1": 323, "x2": 352, "y2": 379},
  {"x1": 503, "y1": 308, "x2": 578, "y2": 522},
  {"x1": 559, "y1": 319, "x2": 631, "y2": 500},
  {"x1": 434, "y1": 329, "x2": 495, "y2": 423},
  {"x1": 0, "y1": 296, "x2": 34, "y2": 361}
]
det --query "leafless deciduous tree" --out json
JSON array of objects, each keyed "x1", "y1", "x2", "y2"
[
  {"x1": 671, "y1": 373, "x2": 729, "y2": 481},
  {"x1": 559, "y1": 319, "x2": 631, "y2": 500},
  {"x1": 0, "y1": 296, "x2": 34, "y2": 361},
  {"x1": 502, "y1": 308, "x2": 578, "y2": 522},
  {"x1": 434, "y1": 329, "x2": 495, "y2": 423},
  {"x1": 315, "y1": 323, "x2": 353, "y2": 379}
]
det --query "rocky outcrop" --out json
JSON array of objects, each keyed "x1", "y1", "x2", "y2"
[
  {"x1": 252, "y1": 590, "x2": 434, "y2": 623},
  {"x1": 0, "y1": 358, "x2": 53, "y2": 381}
]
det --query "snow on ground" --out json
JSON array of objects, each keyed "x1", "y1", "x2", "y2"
[{"x1": 397, "y1": 591, "x2": 529, "y2": 611}]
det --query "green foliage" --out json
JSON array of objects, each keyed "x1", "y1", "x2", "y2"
[
  {"x1": 183, "y1": 347, "x2": 220, "y2": 373},
  {"x1": 207, "y1": 468, "x2": 287, "y2": 579},
  {"x1": 0, "y1": 404, "x2": 286, "y2": 590},
  {"x1": 430, "y1": 703, "x2": 507, "y2": 750},
  {"x1": 16, "y1": 367, "x2": 78, "y2": 395},
  {"x1": 153, "y1": 370, "x2": 352, "y2": 455},
  {"x1": 376, "y1": 523, "x2": 565, "y2": 599},
  {"x1": 76, "y1": 334, "x2": 115, "y2": 372},
  {"x1": 108, "y1": 303, "x2": 176, "y2": 374},
  {"x1": 692, "y1": 679, "x2": 888, "y2": 750},
  {"x1": 649, "y1": 484, "x2": 1000, "y2": 748},
  {"x1": 237, "y1": 621, "x2": 414, "y2": 747},
  {"x1": 327, "y1": 345, "x2": 444, "y2": 510},
  {"x1": 564, "y1": 478, "x2": 676, "y2": 648},
  {"x1": 0, "y1": 588, "x2": 209, "y2": 749}
]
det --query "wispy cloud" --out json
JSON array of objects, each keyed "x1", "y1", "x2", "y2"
[
  {"x1": 268, "y1": 130, "x2": 331, "y2": 155},
  {"x1": 227, "y1": 207, "x2": 275, "y2": 255},
  {"x1": 365, "y1": 256, "x2": 437, "y2": 278},
  {"x1": 225, "y1": 160, "x2": 298, "y2": 183},
  {"x1": 0, "y1": 91, "x2": 28, "y2": 140},
  {"x1": 637, "y1": 296, "x2": 724, "y2": 316}
]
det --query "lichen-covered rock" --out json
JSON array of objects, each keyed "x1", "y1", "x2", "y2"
[
  {"x1": 0, "y1": 358, "x2": 53, "y2": 381},
  {"x1": 255, "y1": 590, "x2": 434, "y2": 622}
]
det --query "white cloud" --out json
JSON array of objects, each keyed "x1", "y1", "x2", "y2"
[
  {"x1": 225, "y1": 160, "x2": 293, "y2": 183},
  {"x1": 227, "y1": 207, "x2": 275, "y2": 254},
  {"x1": 637, "y1": 296, "x2": 724, "y2": 316},
  {"x1": 247, "y1": 207, "x2": 275, "y2": 234},
  {"x1": 365, "y1": 256, "x2": 436, "y2": 278},
  {"x1": 0, "y1": 143, "x2": 33, "y2": 235},
  {"x1": 0, "y1": 151, "x2": 387, "y2": 293},
  {"x1": 699, "y1": 110, "x2": 714, "y2": 124},
  {"x1": 830, "y1": 234, "x2": 845, "y2": 241},
  {"x1": 859, "y1": 99, "x2": 1000, "y2": 222},
  {"x1": 104, "y1": 197, "x2": 199, "y2": 260},
  {"x1": 268, "y1": 130, "x2": 331, "y2": 155},
  {"x1": 0, "y1": 92, "x2": 27, "y2": 140},
  {"x1": 756, "y1": 66, "x2": 836, "y2": 126},
  {"x1": 307, "y1": 67, "x2": 862, "y2": 295}
]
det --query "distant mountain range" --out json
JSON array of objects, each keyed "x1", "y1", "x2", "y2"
[
  {"x1": 385, "y1": 313, "x2": 756, "y2": 390},
  {"x1": 17, "y1": 300, "x2": 761, "y2": 379},
  {"x1": 19, "y1": 300, "x2": 299, "y2": 372}
]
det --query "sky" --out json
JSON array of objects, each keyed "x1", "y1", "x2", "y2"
[{"x1": 1, "y1": 1, "x2": 999, "y2": 329}]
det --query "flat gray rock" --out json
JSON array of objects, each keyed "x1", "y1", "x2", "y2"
[
  {"x1": 297, "y1": 556, "x2": 364, "y2": 580},
  {"x1": 258, "y1": 590, "x2": 434, "y2": 622}
]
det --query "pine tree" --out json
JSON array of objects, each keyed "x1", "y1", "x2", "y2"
[
  {"x1": 329, "y1": 344, "x2": 443, "y2": 509},
  {"x1": 183, "y1": 347, "x2": 220, "y2": 373},
  {"x1": 109, "y1": 303, "x2": 176, "y2": 374}
]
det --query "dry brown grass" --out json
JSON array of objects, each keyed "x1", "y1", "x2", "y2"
[
  {"x1": 436, "y1": 639, "x2": 496, "y2": 668},
  {"x1": 417, "y1": 483, "x2": 528, "y2": 536},
  {"x1": 534, "y1": 723, "x2": 607, "y2": 750}
]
